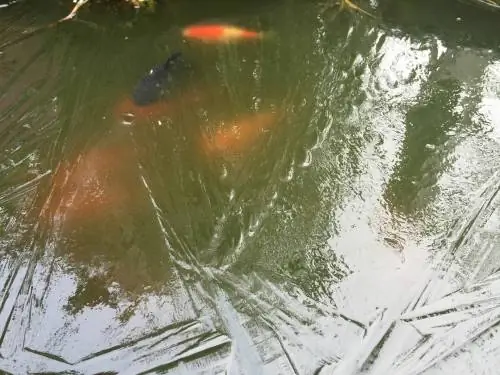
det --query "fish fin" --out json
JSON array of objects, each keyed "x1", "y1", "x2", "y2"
[{"x1": 163, "y1": 51, "x2": 183, "y2": 68}]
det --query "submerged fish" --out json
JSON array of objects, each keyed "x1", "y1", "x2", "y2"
[
  {"x1": 113, "y1": 51, "x2": 203, "y2": 123},
  {"x1": 43, "y1": 131, "x2": 142, "y2": 226},
  {"x1": 132, "y1": 51, "x2": 185, "y2": 106},
  {"x1": 182, "y1": 24, "x2": 265, "y2": 44},
  {"x1": 201, "y1": 110, "x2": 280, "y2": 156},
  {"x1": 113, "y1": 85, "x2": 205, "y2": 124}
]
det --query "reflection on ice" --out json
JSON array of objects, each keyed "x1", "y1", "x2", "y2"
[{"x1": 1, "y1": 0, "x2": 500, "y2": 373}]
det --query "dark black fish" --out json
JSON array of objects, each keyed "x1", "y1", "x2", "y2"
[{"x1": 132, "y1": 52, "x2": 185, "y2": 107}]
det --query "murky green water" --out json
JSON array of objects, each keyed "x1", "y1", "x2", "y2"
[{"x1": 1, "y1": 0, "x2": 500, "y2": 373}]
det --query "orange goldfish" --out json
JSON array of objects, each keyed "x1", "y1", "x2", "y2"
[
  {"x1": 182, "y1": 24, "x2": 265, "y2": 44},
  {"x1": 201, "y1": 110, "x2": 280, "y2": 156}
]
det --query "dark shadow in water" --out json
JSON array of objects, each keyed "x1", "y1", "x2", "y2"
[
  {"x1": 383, "y1": 75, "x2": 463, "y2": 217},
  {"x1": 377, "y1": 0, "x2": 498, "y2": 219},
  {"x1": 379, "y1": 0, "x2": 500, "y2": 51}
]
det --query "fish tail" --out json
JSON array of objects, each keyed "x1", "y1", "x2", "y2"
[
  {"x1": 259, "y1": 30, "x2": 277, "y2": 41},
  {"x1": 248, "y1": 30, "x2": 268, "y2": 40}
]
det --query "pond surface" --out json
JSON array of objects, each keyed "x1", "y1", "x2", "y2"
[{"x1": 1, "y1": 0, "x2": 500, "y2": 373}]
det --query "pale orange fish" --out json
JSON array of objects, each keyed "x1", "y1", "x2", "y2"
[
  {"x1": 182, "y1": 24, "x2": 265, "y2": 44},
  {"x1": 44, "y1": 133, "x2": 143, "y2": 226},
  {"x1": 201, "y1": 110, "x2": 280, "y2": 156}
]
